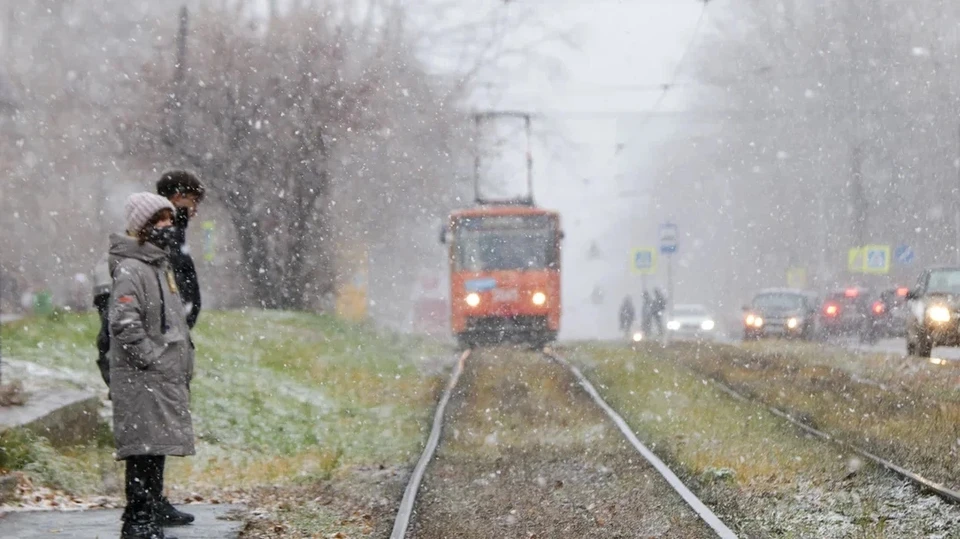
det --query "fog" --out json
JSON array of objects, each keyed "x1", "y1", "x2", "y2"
[{"x1": 2, "y1": 0, "x2": 957, "y2": 341}]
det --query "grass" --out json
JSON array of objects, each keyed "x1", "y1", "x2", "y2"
[
  {"x1": 0, "y1": 310, "x2": 447, "y2": 496},
  {"x1": 650, "y1": 340, "x2": 960, "y2": 491},
  {"x1": 564, "y1": 344, "x2": 951, "y2": 538},
  {"x1": 568, "y1": 344, "x2": 851, "y2": 492}
]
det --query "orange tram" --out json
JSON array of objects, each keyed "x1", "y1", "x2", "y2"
[{"x1": 442, "y1": 202, "x2": 562, "y2": 349}]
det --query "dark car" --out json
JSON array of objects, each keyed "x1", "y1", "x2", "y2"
[
  {"x1": 862, "y1": 287, "x2": 909, "y2": 343},
  {"x1": 743, "y1": 288, "x2": 819, "y2": 340},
  {"x1": 906, "y1": 267, "x2": 960, "y2": 357},
  {"x1": 819, "y1": 287, "x2": 872, "y2": 339}
]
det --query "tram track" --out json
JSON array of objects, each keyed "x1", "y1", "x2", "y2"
[
  {"x1": 706, "y1": 371, "x2": 960, "y2": 506},
  {"x1": 390, "y1": 347, "x2": 738, "y2": 538}
]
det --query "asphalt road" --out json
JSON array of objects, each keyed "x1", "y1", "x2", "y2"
[{"x1": 839, "y1": 336, "x2": 960, "y2": 361}]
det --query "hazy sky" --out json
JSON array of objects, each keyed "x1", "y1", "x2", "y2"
[{"x1": 506, "y1": 0, "x2": 707, "y2": 339}]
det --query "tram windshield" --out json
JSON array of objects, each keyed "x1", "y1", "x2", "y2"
[{"x1": 453, "y1": 215, "x2": 559, "y2": 272}]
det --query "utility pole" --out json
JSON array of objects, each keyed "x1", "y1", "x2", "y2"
[
  {"x1": 850, "y1": 145, "x2": 867, "y2": 249},
  {"x1": 168, "y1": 6, "x2": 189, "y2": 142},
  {"x1": 956, "y1": 124, "x2": 960, "y2": 265}
]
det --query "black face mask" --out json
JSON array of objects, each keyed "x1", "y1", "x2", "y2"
[
  {"x1": 146, "y1": 226, "x2": 177, "y2": 250},
  {"x1": 174, "y1": 207, "x2": 191, "y2": 228}
]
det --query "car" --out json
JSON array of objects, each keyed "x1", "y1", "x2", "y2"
[
  {"x1": 819, "y1": 287, "x2": 872, "y2": 339},
  {"x1": 666, "y1": 304, "x2": 718, "y2": 341},
  {"x1": 905, "y1": 267, "x2": 960, "y2": 357},
  {"x1": 742, "y1": 288, "x2": 819, "y2": 340},
  {"x1": 862, "y1": 286, "x2": 910, "y2": 343}
]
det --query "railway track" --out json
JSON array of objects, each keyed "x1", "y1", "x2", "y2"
[
  {"x1": 390, "y1": 347, "x2": 738, "y2": 539},
  {"x1": 707, "y1": 370, "x2": 960, "y2": 505}
]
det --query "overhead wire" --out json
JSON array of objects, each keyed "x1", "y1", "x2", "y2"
[{"x1": 627, "y1": 0, "x2": 710, "y2": 130}]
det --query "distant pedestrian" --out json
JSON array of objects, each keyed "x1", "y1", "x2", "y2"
[
  {"x1": 618, "y1": 295, "x2": 636, "y2": 338},
  {"x1": 641, "y1": 290, "x2": 653, "y2": 336},
  {"x1": 651, "y1": 288, "x2": 667, "y2": 337},
  {"x1": 109, "y1": 192, "x2": 195, "y2": 539},
  {"x1": 94, "y1": 171, "x2": 205, "y2": 392}
]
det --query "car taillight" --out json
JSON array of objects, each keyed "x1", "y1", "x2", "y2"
[
  {"x1": 896, "y1": 287, "x2": 909, "y2": 297},
  {"x1": 825, "y1": 304, "x2": 839, "y2": 316},
  {"x1": 872, "y1": 301, "x2": 885, "y2": 315}
]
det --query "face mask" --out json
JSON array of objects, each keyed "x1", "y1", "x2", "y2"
[
  {"x1": 174, "y1": 207, "x2": 191, "y2": 228},
  {"x1": 146, "y1": 226, "x2": 177, "y2": 250}
]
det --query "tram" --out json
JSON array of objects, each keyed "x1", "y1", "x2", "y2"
[{"x1": 441, "y1": 112, "x2": 562, "y2": 348}]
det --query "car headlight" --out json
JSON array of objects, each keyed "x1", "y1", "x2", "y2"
[
  {"x1": 745, "y1": 314, "x2": 756, "y2": 326},
  {"x1": 753, "y1": 316, "x2": 764, "y2": 328},
  {"x1": 927, "y1": 305, "x2": 952, "y2": 323},
  {"x1": 700, "y1": 320, "x2": 715, "y2": 331},
  {"x1": 465, "y1": 293, "x2": 481, "y2": 307},
  {"x1": 531, "y1": 291, "x2": 547, "y2": 306},
  {"x1": 632, "y1": 332, "x2": 644, "y2": 342},
  {"x1": 667, "y1": 320, "x2": 681, "y2": 331},
  {"x1": 787, "y1": 317, "x2": 799, "y2": 329}
]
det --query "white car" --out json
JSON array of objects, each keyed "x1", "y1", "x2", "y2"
[{"x1": 666, "y1": 304, "x2": 719, "y2": 341}]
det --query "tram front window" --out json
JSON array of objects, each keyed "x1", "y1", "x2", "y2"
[{"x1": 457, "y1": 229, "x2": 554, "y2": 271}]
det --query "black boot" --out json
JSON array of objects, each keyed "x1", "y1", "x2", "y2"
[
  {"x1": 154, "y1": 496, "x2": 195, "y2": 526},
  {"x1": 120, "y1": 508, "x2": 178, "y2": 539}
]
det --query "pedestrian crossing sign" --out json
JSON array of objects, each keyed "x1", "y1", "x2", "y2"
[
  {"x1": 863, "y1": 245, "x2": 890, "y2": 274},
  {"x1": 631, "y1": 248, "x2": 657, "y2": 275}
]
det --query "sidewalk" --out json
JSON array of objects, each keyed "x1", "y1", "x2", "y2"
[{"x1": 0, "y1": 504, "x2": 243, "y2": 538}]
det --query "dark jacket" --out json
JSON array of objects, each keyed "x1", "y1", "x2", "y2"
[
  {"x1": 93, "y1": 211, "x2": 199, "y2": 388},
  {"x1": 170, "y1": 209, "x2": 201, "y2": 329},
  {"x1": 619, "y1": 297, "x2": 636, "y2": 331},
  {"x1": 108, "y1": 233, "x2": 195, "y2": 459}
]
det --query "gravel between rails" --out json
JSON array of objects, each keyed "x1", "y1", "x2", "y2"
[{"x1": 406, "y1": 347, "x2": 716, "y2": 538}]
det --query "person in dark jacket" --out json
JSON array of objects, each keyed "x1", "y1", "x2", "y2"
[
  {"x1": 618, "y1": 295, "x2": 636, "y2": 338},
  {"x1": 641, "y1": 290, "x2": 653, "y2": 336},
  {"x1": 110, "y1": 192, "x2": 196, "y2": 539},
  {"x1": 93, "y1": 171, "x2": 205, "y2": 390},
  {"x1": 652, "y1": 288, "x2": 667, "y2": 336},
  {"x1": 155, "y1": 170, "x2": 205, "y2": 329}
]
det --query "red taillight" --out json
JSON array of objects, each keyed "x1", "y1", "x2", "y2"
[
  {"x1": 825, "y1": 304, "x2": 839, "y2": 316},
  {"x1": 872, "y1": 301, "x2": 885, "y2": 314},
  {"x1": 896, "y1": 287, "x2": 909, "y2": 297},
  {"x1": 845, "y1": 288, "x2": 859, "y2": 298}
]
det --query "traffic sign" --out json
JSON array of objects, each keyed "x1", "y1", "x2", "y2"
[
  {"x1": 864, "y1": 245, "x2": 891, "y2": 274},
  {"x1": 894, "y1": 245, "x2": 915, "y2": 266},
  {"x1": 631, "y1": 248, "x2": 657, "y2": 274},
  {"x1": 848, "y1": 247, "x2": 864, "y2": 273},
  {"x1": 786, "y1": 267, "x2": 807, "y2": 289},
  {"x1": 659, "y1": 222, "x2": 678, "y2": 255}
]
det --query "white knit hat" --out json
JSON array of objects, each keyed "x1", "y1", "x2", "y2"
[{"x1": 124, "y1": 192, "x2": 175, "y2": 234}]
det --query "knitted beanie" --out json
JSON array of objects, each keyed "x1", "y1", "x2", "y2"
[{"x1": 124, "y1": 192, "x2": 175, "y2": 234}]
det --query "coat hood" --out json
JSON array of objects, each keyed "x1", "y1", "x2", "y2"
[{"x1": 107, "y1": 233, "x2": 168, "y2": 274}]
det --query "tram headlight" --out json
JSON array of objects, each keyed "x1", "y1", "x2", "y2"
[
  {"x1": 532, "y1": 291, "x2": 547, "y2": 306},
  {"x1": 927, "y1": 305, "x2": 952, "y2": 323},
  {"x1": 465, "y1": 293, "x2": 481, "y2": 307}
]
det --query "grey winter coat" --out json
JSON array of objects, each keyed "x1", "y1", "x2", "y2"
[{"x1": 107, "y1": 233, "x2": 195, "y2": 460}]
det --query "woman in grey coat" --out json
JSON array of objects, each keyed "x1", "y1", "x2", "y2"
[{"x1": 109, "y1": 192, "x2": 195, "y2": 539}]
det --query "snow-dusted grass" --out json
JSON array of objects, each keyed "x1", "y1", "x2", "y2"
[
  {"x1": 663, "y1": 340, "x2": 960, "y2": 492},
  {"x1": 1, "y1": 310, "x2": 447, "y2": 494},
  {"x1": 569, "y1": 344, "x2": 960, "y2": 538}
]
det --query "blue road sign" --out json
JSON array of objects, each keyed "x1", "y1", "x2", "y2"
[
  {"x1": 864, "y1": 245, "x2": 890, "y2": 274},
  {"x1": 894, "y1": 245, "x2": 915, "y2": 266},
  {"x1": 659, "y1": 222, "x2": 678, "y2": 255}
]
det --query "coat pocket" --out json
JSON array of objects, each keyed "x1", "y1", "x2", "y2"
[{"x1": 153, "y1": 327, "x2": 188, "y2": 382}]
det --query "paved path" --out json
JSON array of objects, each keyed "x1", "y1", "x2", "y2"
[{"x1": 0, "y1": 504, "x2": 243, "y2": 538}]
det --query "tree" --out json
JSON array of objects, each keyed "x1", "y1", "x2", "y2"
[{"x1": 121, "y1": 5, "x2": 469, "y2": 310}]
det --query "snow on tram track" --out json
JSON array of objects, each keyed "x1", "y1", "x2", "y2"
[{"x1": 389, "y1": 348, "x2": 738, "y2": 539}]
